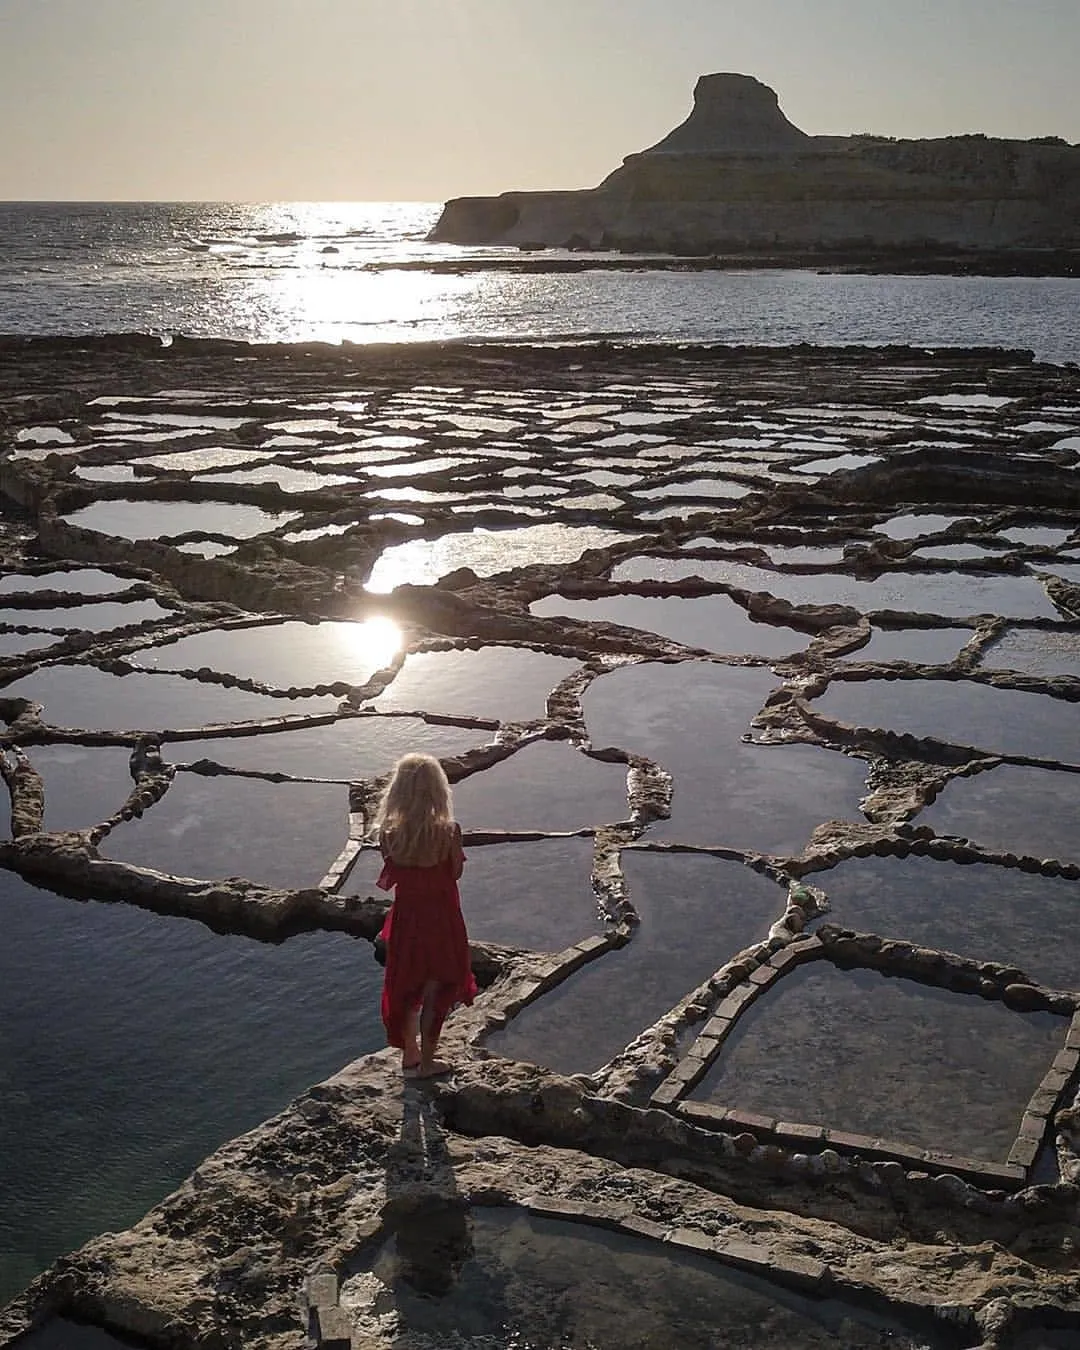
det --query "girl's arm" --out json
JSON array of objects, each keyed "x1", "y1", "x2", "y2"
[{"x1": 450, "y1": 822, "x2": 465, "y2": 880}]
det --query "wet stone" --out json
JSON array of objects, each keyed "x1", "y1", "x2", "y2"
[
  {"x1": 488, "y1": 853, "x2": 785, "y2": 1076},
  {"x1": 921, "y1": 765, "x2": 1080, "y2": 870},
  {"x1": 813, "y1": 676, "x2": 1080, "y2": 763},
  {"x1": 1, "y1": 666, "x2": 337, "y2": 732},
  {"x1": 101, "y1": 771, "x2": 348, "y2": 888},
  {"x1": 814, "y1": 853, "x2": 1080, "y2": 993},
  {"x1": 531, "y1": 593, "x2": 806, "y2": 657},
  {"x1": 691, "y1": 962, "x2": 1066, "y2": 1162},
  {"x1": 341, "y1": 1207, "x2": 933, "y2": 1350},
  {"x1": 452, "y1": 741, "x2": 628, "y2": 833},
  {"x1": 373, "y1": 646, "x2": 580, "y2": 723}
]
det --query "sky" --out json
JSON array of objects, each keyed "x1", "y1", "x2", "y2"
[{"x1": 1, "y1": 0, "x2": 1077, "y2": 201}]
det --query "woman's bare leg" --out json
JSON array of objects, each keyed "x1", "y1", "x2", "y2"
[
  {"x1": 418, "y1": 980, "x2": 452, "y2": 1076},
  {"x1": 402, "y1": 1004, "x2": 421, "y2": 1072}
]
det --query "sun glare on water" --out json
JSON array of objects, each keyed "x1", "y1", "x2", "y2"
[{"x1": 346, "y1": 615, "x2": 402, "y2": 669}]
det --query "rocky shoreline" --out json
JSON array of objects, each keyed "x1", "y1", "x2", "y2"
[{"x1": 2, "y1": 337, "x2": 1080, "y2": 1347}]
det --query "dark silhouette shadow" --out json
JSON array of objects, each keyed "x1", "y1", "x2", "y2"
[{"x1": 380, "y1": 1084, "x2": 473, "y2": 1300}]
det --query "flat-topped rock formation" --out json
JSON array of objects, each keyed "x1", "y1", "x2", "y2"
[{"x1": 430, "y1": 73, "x2": 1080, "y2": 264}]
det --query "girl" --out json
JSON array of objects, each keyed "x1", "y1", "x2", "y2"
[{"x1": 374, "y1": 753, "x2": 476, "y2": 1078}]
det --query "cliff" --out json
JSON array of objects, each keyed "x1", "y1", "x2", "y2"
[{"x1": 429, "y1": 73, "x2": 1080, "y2": 257}]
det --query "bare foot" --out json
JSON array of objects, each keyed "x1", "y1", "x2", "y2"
[{"x1": 415, "y1": 1059, "x2": 454, "y2": 1079}]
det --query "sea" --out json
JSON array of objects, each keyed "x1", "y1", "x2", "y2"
[
  {"x1": 1, "y1": 200, "x2": 1079, "y2": 360},
  {"x1": 1, "y1": 199, "x2": 1078, "y2": 1314}
]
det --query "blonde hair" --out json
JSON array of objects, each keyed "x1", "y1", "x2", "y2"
[{"x1": 375, "y1": 753, "x2": 456, "y2": 866}]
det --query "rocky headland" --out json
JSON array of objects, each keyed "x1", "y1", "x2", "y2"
[{"x1": 429, "y1": 73, "x2": 1080, "y2": 273}]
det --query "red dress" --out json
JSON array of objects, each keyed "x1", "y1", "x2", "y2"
[{"x1": 376, "y1": 844, "x2": 477, "y2": 1049}]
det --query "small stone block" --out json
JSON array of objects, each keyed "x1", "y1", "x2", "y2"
[
  {"x1": 525, "y1": 1195, "x2": 588, "y2": 1221},
  {"x1": 666, "y1": 1226, "x2": 717, "y2": 1254},
  {"x1": 776, "y1": 1121, "x2": 826, "y2": 1144},
  {"x1": 714, "y1": 1237, "x2": 772, "y2": 1270},
  {"x1": 1007, "y1": 1136, "x2": 1041, "y2": 1169},
  {"x1": 1016, "y1": 1113, "x2": 1047, "y2": 1142},
  {"x1": 825, "y1": 1129, "x2": 874, "y2": 1153},
  {"x1": 1052, "y1": 1048, "x2": 1080, "y2": 1075},
  {"x1": 1026, "y1": 1088, "x2": 1062, "y2": 1120},
  {"x1": 748, "y1": 966, "x2": 775, "y2": 987},
  {"x1": 315, "y1": 1305, "x2": 351, "y2": 1346},
  {"x1": 306, "y1": 1272, "x2": 338, "y2": 1308},
  {"x1": 671, "y1": 1057, "x2": 706, "y2": 1086},
  {"x1": 774, "y1": 1252, "x2": 829, "y2": 1289},
  {"x1": 726, "y1": 1109, "x2": 776, "y2": 1135},
  {"x1": 575, "y1": 934, "x2": 610, "y2": 956},
  {"x1": 1066, "y1": 1022, "x2": 1080, "y2": 1051},
  {"x1": 619, "y1": 1214, "x2": 669, "y2": 1242},
  {"x1": 685, "y1": 1033, "x2": 721, "y2": 1061},
  {"x1": 767, "y1": 946, "x2": 802, "y2": 972},
  {"x1": 1040, "y1": 1065, "x2": 1073, "y2": 1091},
  {"x1": 701, "y1": 1015, "x2": 733, "y2": 1041},
  {"x1": 713, "y1": 992, "x2": 749, "y2": 1021},
  {"x1": 678, "y1": 1100, "x2": 730, "y2": 1129},
  {"x1": 651, "y1": 1079, "x2": 683, "y2": 1107}
]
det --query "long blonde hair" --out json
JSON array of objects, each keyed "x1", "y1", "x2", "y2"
[{"x1": 375, "y1": 753, "x2": 455, "y2": 866}]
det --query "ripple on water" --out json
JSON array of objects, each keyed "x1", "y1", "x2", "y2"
[
  {"x1": 691, "y1": 962, "x2": 1066, "y2": 1162},
  {"x1": 351, "y1": 836, "x2": 598, "y2": 952},
  {"x1": 982, "y1": 626, "x2": 1080, "y2": 679},
  {"x1": 342, "y1": 1207, "x2": 936, "y2": 1350},
  {"x1": 22, "y1": 745, "x2": 134, "y2": 831},
  {"x1": 610, "y1": 557, "x2": 1059, "y2": 620},
  {"x1": 875, "y1": 513, "x2": 980, "y2": 541},
  {"x1": 1, "y1": 666, "x2": 337, "y2": 731},
  {"x1": 488, "y1": 853, "x2": 786, "y2": 1076},
  {"x1": 135, "y1": 619, "x2": 399, "y2": 690},
  {"x1": 0, "y1": 872, "x2": 382, "y2": 1306},
  {"x1": 0, "y1": 569, "x2": 137, "y2": 595},
  {"x1": 0, "y1": 632, "x2": 63, "y2": 658},
  {"x1": 531, "y1": 593, "x2": 805, "y2": 657},
  {"x1": 0, "y1": 600, "x2": 172, "y2": 631},
  {"x1": 366, "y1": 524, "x2": 634, "y2": 591},
  {"x1": 813, "y1": 853, "x2": 1080, "y2": 991},
  {"x1": 840, "y1": 627, "x2": 972, "y2": 665},
  {"x1": 168, "y1": 716, "x2": 489, "y2": 782},
  {"x1": 813, "y1": 675, "x2": 1080, "y2": 762},
  {"x1": 373, "y1": 646, "x2": 580, "y2": 723},
  {"x1": 922, "y1": 765, "x2": 1080, "y2": 868},
  {"x1": 102, "y1": 771, "x2": 348, "y2": 887},
  {"x1": 583, "y1": 663, "x2": 867, "y2": 853},
  {"x1": 62, "y1": 500, "x2": 301, "y2": 541},
  {"x1": 452, "y1": 741, "x2": 628, "y2": 833}
]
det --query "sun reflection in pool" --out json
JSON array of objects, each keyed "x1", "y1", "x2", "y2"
[{"x1": 349, "y1": 616, "x2": 403, "y2": 668}]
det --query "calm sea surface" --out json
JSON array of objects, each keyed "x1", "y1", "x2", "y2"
[
  {"x1": 1, "y1": 201, "x2": 1079, "y2": 361},
  {"x1": 1, "y1": 199, "x2": 1079, "y2": 1309}
]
